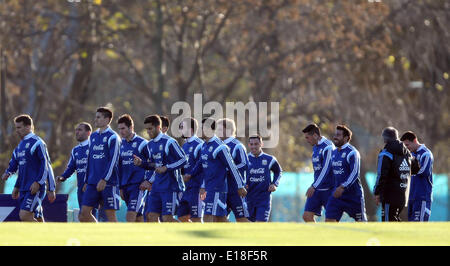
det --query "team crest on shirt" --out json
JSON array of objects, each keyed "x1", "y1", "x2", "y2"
[
  {"x1": 159, "y1": 144, "x2": 163, "y2": 151},
  {"x1": 208, "y1": 146, "x2": 213, "y2": 152},
  {"x1": 132, "y1": 142, "x2": 137, "y2": 148},
  {"x1": 189, "y1": 147, "x2": 193, "y2": 152},
  {"x1": 262, "y1": 160, "x2": 267, "y2": 165},
  {"x1": 319, "y1": 149, "x2": 323, "y2": 154},
  {"x1": 103, "y1": 136, "x2": 107, "y2": 142},
  {"x1": 86, "y1": 150, "x2": 89, "y2": 155},
  {"x1": 75, "y1": 152, "x2": 78, "y2": 156},
  {"x1": 341, "y1": 152, "x2": 346, "y2": 158},
  {"x1": 25, "y1": 143, "x2": 30, "y2": 149}
]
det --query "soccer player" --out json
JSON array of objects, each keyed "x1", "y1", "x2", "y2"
[
  {"x1": 177, "y1": 117, "x2": 205, "y2": 222},
  {"x1": 400, "y1": 131, "x2": 434, "y2": 222},
  {"x1": 302, "y1": 124, "x2": 335, "y2": 222},
  {"x1": 185, "y1": 118, "x2": 246, "y2": 223},
  {"x1": 78, "y1": 107, "x2": 121, "y2": 223},
  {"x1": 216, "y1": 118, "x2": 250, "y2": 222},
  {"x1": 246, "y1": 134, "x2": 282, "y2": 222},
  {"x1": 133, "y1": 115, "x2": 186, "y2": 222},
  {"x1": 373, "y1": 127, "x2": 412, "y2": 221},
  {"x1": 325, "y1": 125, "x2": 367, "y2": 222},
  {"x1": 56, "y1": 122, "x2": 98, "y2": 219},
  {"x1": 117, "y1": 114, "x2": 148, "y2": 222},
  {"x1": 2, "y1": 114, "x2": 56, "y2": 222}
]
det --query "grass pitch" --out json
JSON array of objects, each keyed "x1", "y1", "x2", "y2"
[{"x1": 0, "y1": 222, "x2": 449, "y2": 246}]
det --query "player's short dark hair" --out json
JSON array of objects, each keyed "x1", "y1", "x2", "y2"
[
  {"x1": 96, "y1": 107, "x2": 113, "y2": 121},
  {"x1": 180, "y1": 117, "x2": 199, "y2": 134},
  {"x1": 14, "y1": 114, "x2": 33, "y2": 126},
  {"x1": 117, "y1": 114, "x2": 134, "y2": 128},
  {"x1": 400, "y1": 131, "x2": 417, "y2": 142},
  {"x1": 160, "y1": 115, "x2": 170, "y2": 129},
  {"x1": 249, "y1": 134, "x2": 262, "y2": 143},
  {"x1": 144, "y1": 115, "x2": 162, "y2": 127},
  {"x1": 302, "y1": 124, "x2": 321, "y2": 136},
  {"x1": 336, "y1": 125, "x2": 352, "y2": 141},
  {"x1": 78, "y1": 122, "x2": 92, "y2": 132},
  {"x1": 202, "y1": 117, "x2": 216, "y2": 131}
]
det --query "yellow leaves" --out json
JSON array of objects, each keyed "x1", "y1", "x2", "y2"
[
  {"x1": 106, "y1": 12, "x2": 131, "y2": 31},
  {"x1": 385, "y1": 55, "x2": 395, "y2": 67},
  {"x1": 80, "y1": 51, "x2": 88, "y2": 58},
  {"x1": 51, "y1": 157, "x2": 64, "y2": 170},
  {"x1": 435, "y1": 84, "x2": 443, "y2": 91},
  {"x1": 93, "y1": 0, "x2": 102, "y2": 5},
  {"x1": 443, "y1": 72, "x2": 449, "y2": 80},
  {"x1": 401, "y1": 57, "x2": 410, "y2": 70},
  {"x1": 312, "y1": 114, "x2": 320, "y2": 124},
  {"x1": 162, "y1": 91, "x2": 170, "y2": 99},
  {"x1": 105, "y1": 49, "x2": 119, "y2": 59},
  {"x1": 388, "y1": 55, "x2": 395, "y2": 64},
  {"x1": 123, "y1": 101, "x2": 132, "y2": 111}
]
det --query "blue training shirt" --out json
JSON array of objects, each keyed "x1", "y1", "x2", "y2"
[
  {"x1": 85, "y1": 126, "x2": 121, "y2": 186},
  {"x1": 311, "y1": 136, "x2": 335, "y2": 190},
  {"x1": 189, "y1": 135, "x2": 244, "y2": 193},
  {"x1": 181, "y1": 135, "x2": 204, "y2": 190},
  {"x1": 6, "y1": 132, "x2": 56, "y2": 192},
  {"x1": 331, "y1": 142, "x2": 362, "y2": 196},
  {"x1": 223, "y1": 137, "x2": 249, "y2": 193},
  {"x1": 410, "y1": 144, "x2": 433, "y2": 202},
  {"x1": 61, "y1": 139, "x2": 89, "y2": 189},
  {"x1": 118, "y1": 133, "x2": 148, "y2": 188},
  {"x1": 247, "y1": 152, "x2": 282, "y2": 203},
  {"x1": 141, "y1": 132, "x2": 187, "y2": 193}
]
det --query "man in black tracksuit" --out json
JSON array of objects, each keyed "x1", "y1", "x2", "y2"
[{"x1": 373, "y1": 127, "x2": 414, "y2": 221}]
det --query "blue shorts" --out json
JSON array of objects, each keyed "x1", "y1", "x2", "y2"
[
  {"x1": 76, "y1": 187, "x2": 98, "y2": 218},
  {"x1": 226, "y1": 192, "x2": 249, "y2": 219},
  {"x1": 177, "y1": 188, "x2": 204, "y2": 218},
  {"x1": 304, "y1": 189, "x2": 332, "y2": 216},
  {"x1": 145, "y1": 191, "x2": 180, "y2": 216},
  {"x1": 122, "y1": 184, "x2": 147, "y2": 216},
  {"x1": 247, "y1": 199, "x2": 271, "y2": 222},
  {"x1": 82, "y1": 184, "x2": 120, "y2": 210},
  {"x1": 408, "y1": 200, "x2": 431, "y2": 222},
  {"x1": 325, "y1": 192, "x2": 367, "y2": 222},
  {"x1": 20, "y1": 189, "x2": 46, "y2": 216},
  {"x1": 204, "y1": 191, "x2": 227, "y2": 217}
]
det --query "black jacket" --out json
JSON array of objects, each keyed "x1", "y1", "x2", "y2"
[{"x1": 374, "y1": 140, "x2": 412, "y2": 206}]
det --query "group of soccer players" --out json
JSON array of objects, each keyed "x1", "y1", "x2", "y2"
[
  {"x1": 302, "y1": 124, "x2": 434, "y2": 222},
  {"x1": 1, "y1": 107, "x2": 433, "y2": 223},
  {"x1": 2, "y1": 107, "x2": 282, "y2": 223}
]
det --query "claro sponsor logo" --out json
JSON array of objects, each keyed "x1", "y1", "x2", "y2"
[
  {"x1": 250, "y1": 177, "x2": 265, "y2": 182},
  {"x1": 333, "y1": 169, "x2": 344, "y2": 175},
  {"x1": 93, "y1": 153, "x2": 105, "y2": 159}
]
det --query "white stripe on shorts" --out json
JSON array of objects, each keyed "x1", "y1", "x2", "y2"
[
  {"x1": 212, "y1": 192, "x2": 219, "y2": 216},
  {"x1": 420, "y1": 201, "x2": 426, "y2": 221},
  {"x1": 30, "y1": 191, "x2": 41, "y2": 211}
]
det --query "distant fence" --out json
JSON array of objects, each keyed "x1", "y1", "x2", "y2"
[
  {"x1": 3, "y1": 172, "x2": 448, "y2": 222},
  {"x1": 271, "y1": 172, "x2": 449, "y2": 222}
]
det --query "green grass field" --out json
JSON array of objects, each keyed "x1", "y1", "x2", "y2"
[{"x1": 0, "y1": 222, "x2": 449, "y2": 246}]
